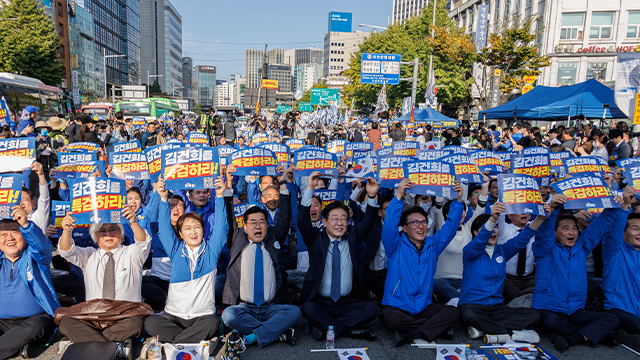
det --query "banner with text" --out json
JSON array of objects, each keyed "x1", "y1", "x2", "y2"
[
  {"x1": 234, "y1": 202, "x2": 258, "y2": 228},
  {"x1": 145, "y1": 143, "x2": 183, "y2": 182},
  {"x1": 51, "y1": 201, "x2": 89, "y2": 237},
  {"x1": 113, "y1": 139, "x2": 142, "y2": 153},
  {"x1": 0, "y1": 174, "x2": 22, "y2": 219},
  {"x1": 293, "y1": 148, "x2": 338, "y2": 177},
  {"x1": 161, "y1": 147, "x2": 219, "y2": 189},
  {"x1": 258, "y1": 143, "x2": 290, "y2": 167},
  {"x1": 470, "y1": 150, "x2": 503, "y2": 174},
  {"x1": 392, "y1": 141, "x2": 418, "y2": 157},
  {"x1": 109, "y1": 152, "x2": 150, "y2": 180},
  {"x1": 403, "y1": 160, "x2": 456, "y2": 198},
  {"x1": 229, "y1": 147, "x2": 278, "y2": 176},
  {"x1": 376, "y1": 155, "x2": 415, "y2": 188},
  {"x1": 54, "y1": 161, "x2": 105, "y2": 179},
  {"x1": 551, "y1": 175, "x2": 618, "y2": 210},
  {"x1": 563, "y1": 156, "x2": 602, "y2": 177},
  {"x1": 70, "y1": 177, "x2": 127, "y2": 224},
  {"x1": 62, "y1": 142, "x2": 101, "y2": 153},
  {"x1": 59, "y1": 152, "x2": 97, "y2": 165},
  {"x1": 498, "y1": 173, "x2": 545, "y2": 216},
  {"x1": 510, "y1": 153, "x2": 550, "y2": 187},
  {"x1": 188, "y1": 132, "x2": 209, "y2": 145},
  {"x1": 441, "y1": 154, "x2": 483, "y2": 184}
]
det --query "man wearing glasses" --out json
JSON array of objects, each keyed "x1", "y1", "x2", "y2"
[
  {"x1": 298, "y1": 172, "x2": 380, "y2": 342},
  {"x1": 380, "y1": 178, "x2": 464, "y2": 346}
]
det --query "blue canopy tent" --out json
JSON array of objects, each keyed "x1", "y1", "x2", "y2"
[
  {"x1": 397, "y1": 107, "x2": 460, "y2": 128},
  {"x1": 478, "y1": 79, "x2": 627, "y2": 121}
]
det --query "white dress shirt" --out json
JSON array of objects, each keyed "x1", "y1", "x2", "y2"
[
  {"x1": 497, "y1": 214, "x2": 535, "y2": 276},
  {"x1": 240, "y1": 241, "x2": 276, "y2": 304},
  {"x1": 28, "y1": 183, "x2": 50, "y2": 233},
  {"x1": 59, "y1": 232, "x2": 151, "y2": 302},
  {"x1": 319, "y1": 235, "x2": 353, "y2": 298}
]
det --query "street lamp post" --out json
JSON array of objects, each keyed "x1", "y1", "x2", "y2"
[
  {"x1": 103, "y1": 49, "x2": 125, "y2": 102},
  {"x1": 147, "y1": 71, "x2": 163, "y2": 98}
]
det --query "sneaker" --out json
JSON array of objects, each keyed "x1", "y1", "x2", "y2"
[
  {"x1": 511, "y1": 329, "x2": 540, "y2": 343},
  {"x1": 226, "y1": 331, "x2": 247, "y2": 354},
  {"x1": 116, "y1": 339, "x2": 132, "y2": 360},
  {"x1": 467, "y1": 326, "x2": 483, "y2": 340},
  {"x1": 311, "y1": 325, "x2": 324, "y2": 341},
  {"x1": 483, "y1": 334, "x2": 511, "y2": 344},
  {"x1": 276, "y1": 328, "x2": 296, "y2": 346}
]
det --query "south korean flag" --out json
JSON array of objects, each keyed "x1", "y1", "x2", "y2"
[{"x1": 346, "y1": 156, "x2": 374, "y2": 182}]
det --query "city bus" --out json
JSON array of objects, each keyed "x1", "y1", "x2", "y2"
[
  {"x1": 81, "y1": 102, "x2": 114, "y2": 119},
  {"x1": 114, "y1": 98, "x2": 181, "y2": 121},
  {"x1": 0, "y1": 72, "x2": 71, "y2": 120}
]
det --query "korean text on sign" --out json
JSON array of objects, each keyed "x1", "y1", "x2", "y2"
[
  {"x1": 161, "y1": 147, "x2": 219, "y2": 190},
  {"x1": 70, "y1": 178, "x2": 127, "y2": 224},
  {"x1": 403, "y1": 160, "x2": 456, "y2": 198},
  {"x1": 498, "y1": 173, "x2": 545, "y2": 216}
]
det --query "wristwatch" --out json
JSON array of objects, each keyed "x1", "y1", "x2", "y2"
[{"x1": 279, "y1": 180, "x2": 287, "y2": 186}]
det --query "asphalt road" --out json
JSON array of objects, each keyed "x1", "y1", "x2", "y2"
[{"x1": 11, "y1": 316, "x2": 636, "y2": 360}]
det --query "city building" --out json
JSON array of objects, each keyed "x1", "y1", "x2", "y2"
[
  {"x1": 392, "y1": 0, "x2": 429, "y2": 24},
  {"x1": 214, "y1": 82, "x2": 237, "y2": 107},
  {"x1": 68, "y1": 1, "x2": 105, "y2": 104},
  {"x1": 259, "y1": 64, "x2": 293, "y2": 93},
  {"x1": 182, "y1": 56, "x2": 192, "y2": 99},
  {"x1": 231, "y1": 74, "x2": 246, "y2": 108},
  {"x1": 192, "y1": 65, "x2": 216, "y2": 107},
  {"x1": 283, "y1": 47, "x2": 324, "y2": 91},
  {"x1": 72, "y1": 0, "x2": 141, "y2": 95},
  {"x1": 245, "y1": 48, "x2": 285, "y2": 88},
  {"x1": 449, "y1": 0, "x2": 640, "y2": 94},
  {"x1": 295, "y1": 63, "x2": 323, "y2": 92},
  {"x1": 140, "y1": 0, "x2": 183, "y2": 97},
  {"x1": 323, "y1": 12, "x2": 369, "y2": 77}
]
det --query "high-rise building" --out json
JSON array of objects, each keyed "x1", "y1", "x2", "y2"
[
  {"x1": 182, "y1": 57, "x2": 192, "y2": 99},
  {"x1": 323, "y1": 31, "x2": 369, "y2": 77},
  {"x1": 259, "y1": 64, "x2": 293, "y2": 93},
  {"x1": 245, "y1": 48, "x2": 284, "y2": 88},
  {"x1": 295, "y1": 63, "x2": 323, "y2": 93},
  {"x1": 283, "y1": 47, "x2": 324, "y2": 91},
  {"x1": 214, "y1": 82, "x2": 237, "y2": 107},
  {"x1": 392, "y1": 0, "x2": 429, "y2": 24},
  {"x1": 230, "y1": 74, "x2": 246, "y2": 108},
  {"x1": 68, "y1": 1, "x2": 105, "y2": 103},
  {"x1": 76, "y1": 0, "x2": 141, "y2": 94},
  {"x1": 192, "y1": 65, "x2": 216, "y2": 107},
  {"x1": 140, "y1": 0, "x2": 183, "y2": 97}
]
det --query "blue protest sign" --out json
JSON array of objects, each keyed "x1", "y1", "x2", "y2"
[
  {"x1": 234, "y1": 202, "x2": 259, "y2": 228},
  {"x1": 344, "y1": 142, "x2": 373, "y2": 161},
  {"x1": 442, "y1": 145, "x2": 468, "y2": 155},
  {"x1": 250, "y1": 132, "x2": 269, "y2": 145},
  {"x1": 132, "y1": 117, "x2": 147, "y2": 129},
  {"x1": 522, "y1": 147, "x2": 550, "y2": 155},
  {"x1": 145, "y1": 143, "x2": 184, "y2": 182},
  {"x1": 113, "y1": 139, "x2": 142, "y2": 153},
  {"x1": 326, "y1": 139, "x2": 347, "y2": 157},
  {"x1": 70, "y1": 177, "x2": 127, "y2": 224},
  {"x1": 0, "y1": 174, "x2": 22, "y2": 218},
  {"x1": 551, "y1": 175, "x2": 618, "y2": 210},
  {"x1": 59, "y1": 152, "x2": 97, "y2": 165},
  {"x1": 498, "y1": 173, "x2": 545, "y2": 216},
  {"x1": 0, "y1": 99, "x2": 11, "y2": 126},
  {"x1": 441, "y1": 154, "x2": 483, "y2": 184},
  {"x1": 314, "y1": 189, "x2": 343, "y2": 208},
  {"x1": 510, "y1": 153, "x2": 550, "y2": 187},
  {"x1": 0, "y1": 137, "x2": 35, "y2": 160},
  {"x1": 161, "y1": 147, "x2": 220, "y2": 190},
  {"x1": 54, "y1": 161, "x2": 105, "y2": 179},
  {"x1": 109, "y1": 152, "x2": 150, "y2": 180},
  {"x1": 352, "y1": 149, "x2": 377, "y2": 176},
  {"x1": 217, "y1": 145, "x2": 235, "y2": 166},
  {"x1": 624, "y1": 163, "x2": 640, "y2": 195},
  {"x1": 416, "y1": 149, "x2": 452, "y2": 160},
  {"x1": 228, "y1": 147, "x2": 278, "y2": 176},
  {"x1": 376, "y1": 147, "x2": 393, "y2": 157},
  {"x1": 188, "y1": 132, "x2": 209, "y2": 145},
  {"x1": 285, "y1": 139, "x2": 304, "y2": 152},
  {"x1": 495, "y1": 152, "x2": 514, "y2": 172},
  {"x1": 563, "y1": 156, "x2": 601, "y2": 177},
  {"x1": 62, "y1": 142, "x2": 101, "y2": 153},
  {"x1": 51, "y1": 201, "x2": 90, "y2": 237},
  {"x1": 549, "y1": 151, "x2": 571, "y2": 174},
  {"x1": 595, "y1": 156, "x2": 613, "y2": 174},
  {"x1": 258, "y1": 142, "x2": 290, "y2": 166},
  {"x1": 392, "y1": 141, "x2": 418, "y2": 157},
  {"x1": 616, "y1": 157, "x2": 640, "y2": 169},
  {"x1": 403, "y1": 160, "x2": 457, "y2": 198},
  {"x1": 470, "y1": 150, "x2": 503, "y2": 174},
  {"x1": 377, "y1": 155, "x2": 415, "y2": 188},
  {"x1": 293, "y1": 148, "x2": 338, "y2": 177}
]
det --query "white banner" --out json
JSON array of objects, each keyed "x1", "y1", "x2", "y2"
[{"x1": 614, "y1": 53, "x2": 640, "y2": 118}]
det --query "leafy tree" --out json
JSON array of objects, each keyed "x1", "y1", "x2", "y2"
[
  {"x1": 0, "y1": 0, "x2": 64, "y2": 86},
  {"x1": 480, "y1": 16, "x2": 551, "y2": 102},
  {"x1": 149, "y1": 80, "x2": 162, "y2": 95}
]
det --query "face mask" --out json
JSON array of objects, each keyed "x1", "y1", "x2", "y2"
[
  {"x1": 420, "y1": 203, "x2": 431, "y2": 213},
  {"x1": 40, "y1": 129, "x2": 48, "y2": 136}
]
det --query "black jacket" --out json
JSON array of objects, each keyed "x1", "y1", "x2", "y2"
[
  {"x1": 82, "y1": 130, "x2": 111, "y2": 147},
  {"x1": 223, "y1": 193, "x2": 292, "y2": 305},
  {"x1": 223, "y1": 121, "x2": 236, "y2": 141},
  {"x1": 298, "y1": 201, "x2": 378, "y2": 302}
]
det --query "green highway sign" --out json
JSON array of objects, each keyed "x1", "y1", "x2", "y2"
[
  {"x1": 276, "y1": 104, "x2": 291, "y2": 113},
  {"x1": 310, "y1": 88, "x2": 339, "y2": 106},
  {"x1": 298, "y1": 102, "x2": 314, "y2": 112}
]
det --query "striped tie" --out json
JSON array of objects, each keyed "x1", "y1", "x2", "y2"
[{"x1": 102, "y1": 252, "x2": 115, "y2": 300}]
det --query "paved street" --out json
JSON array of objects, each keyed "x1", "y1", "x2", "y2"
[{"x1": 12, "y1": 316, "x2": 635, "y2": 360}]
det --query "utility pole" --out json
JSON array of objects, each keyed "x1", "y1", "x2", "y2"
[{"x1": 256, "y1": 43, "x2": 267, "y2": 112}]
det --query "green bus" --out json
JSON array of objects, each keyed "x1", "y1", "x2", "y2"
[{"x1": 115, "y1": 98, "x2": 180, "y2": 121}]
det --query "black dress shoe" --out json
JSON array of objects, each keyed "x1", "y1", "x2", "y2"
[
  {"x1": 394, "y1": 331, "x2": 413, "y2": 347},
  {"x1": 347, "y1": 328, "x2": 377, "y2": 341},
  {"x1": 20, "y1": 343, "x2": 34, "y2": 359},
  {"x1": 616, "y1": 329, "x2": 640, "y2": 352},
  {"x1": 311, "y1": 325, "x2": 324, "y2": 341},
  {"x1": 600, "y1": 331, "x2": 618, "y2": 347},
  {"x1": 442, "y1": 327, "x2": 454, "y2": 340}
]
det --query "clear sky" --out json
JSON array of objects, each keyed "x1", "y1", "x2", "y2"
[{"x1": 173, "y1": 0, "x2": 392, "y2": 81}]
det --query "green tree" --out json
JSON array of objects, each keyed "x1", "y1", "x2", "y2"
[
  {"x1": 149, "y1": 80, "x2": 162, "y2": 95},
  {"x1": 0, "y1": 0, "x2": 64, "y2": 86},
  {"x1": 480, "y1": 16, "x2": 551, "y2": 98}
]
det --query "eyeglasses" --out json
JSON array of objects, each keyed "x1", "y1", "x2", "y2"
[
  {"x1": 98, "y1": 227, "x2": 120, "y2": 236},
  {"x1": 472, "y1": 192, "x2": 480, "y2": 197},
  {"x1": 328, "y1": 217, "x2": 348, "y2": 224},
  {"x1": 406, "y1": 220, "x2": 428, "y2": 228},
  {"x1": 170, "y1": 203, "x2": 185, "y2": 209},
  {"x1": 247, "y1": 220, "x2": 268, "y2": 228}
]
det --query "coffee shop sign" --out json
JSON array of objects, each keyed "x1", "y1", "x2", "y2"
[{"x1": 555, "y1": 44, "x2": 640, "y2": 54}]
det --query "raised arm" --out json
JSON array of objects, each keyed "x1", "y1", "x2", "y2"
[
  {"x1": 208, "y1": 176, "x2": 229, "y2": 259},
  {"x1": 581, "y1": 195, "x2": 622, "y2": 252},
  {"x1": 297, "y1": 172, "x2": 321, "y2": 248},
  {"x1": 156, "y1": 178, "x2": 182, "y2": 258},
  {"x1": 434, "y1": 181, "x2": 465, "y2": 254},
  {"x1": 272, "y1": 164, "x2": 293, "y2": 243},
  {"x1": 353, "y1": 178, "x2": 380, "y2": 241},
  {"x1": 533, "y1": 196, "x2": 563, "y2": 258},
  {"x1": 12, "y1": 206, "x2": 51, "y2": 263},
  {"x1": 381, "y1": 179, "x2": 411, "y2": 257},
  {"x1": 602, "y1": 187, "x2": 635, "y2": 261}
]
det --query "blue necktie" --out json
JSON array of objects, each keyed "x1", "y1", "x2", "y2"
[
  {"x1": 331, "y1": 240, "x2": 341, "y2": 302},
  {"x1": 254, "y1": 243, "x2": 264, "y2": 306}
]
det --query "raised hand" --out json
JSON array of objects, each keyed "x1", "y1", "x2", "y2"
[{"x1": 396, "y1": 178, "x2": 412, "y2": 201}]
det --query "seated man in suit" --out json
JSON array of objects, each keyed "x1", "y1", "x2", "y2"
[
  {"x1": 298, "y1": 172, "x2": 380, "y2": 341},
  {"x1": 0, "y1": 206, "x2": 59, "y2": 360},
  {"x1": 222, "y1": 165, "x2": 301, "y2": 348},
  {"x1": 380, "y1": 179, "x2": 464, "y2": 346}
]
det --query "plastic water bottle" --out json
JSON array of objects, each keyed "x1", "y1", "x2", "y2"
[
  {"x1": 151, "y1": 345, "x2": 161, "y2": 360},
  {"x1": 326, "y1": 325, "x2": 335, "y2": 349}
]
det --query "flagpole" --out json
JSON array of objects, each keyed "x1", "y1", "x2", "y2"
[{"x1": 427, "y1": 0, "x2": 437, "y2": 108}]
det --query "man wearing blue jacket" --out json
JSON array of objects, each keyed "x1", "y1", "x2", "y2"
[
  {"x1": 600, "y1": 187, "x2": 640, "y2": 351},
  {"x1": 380, "y1": 178, "x2": 463, "y2": 346},
  {"x1": 0, "y1": 206, "x2": 59, "y2": 359},
  {"x1": 533, "y1": 193, "x2": 620, "y2": 351},
  {"x1": 459, "y1": 202, "x2": 544, "y2": 341}
]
